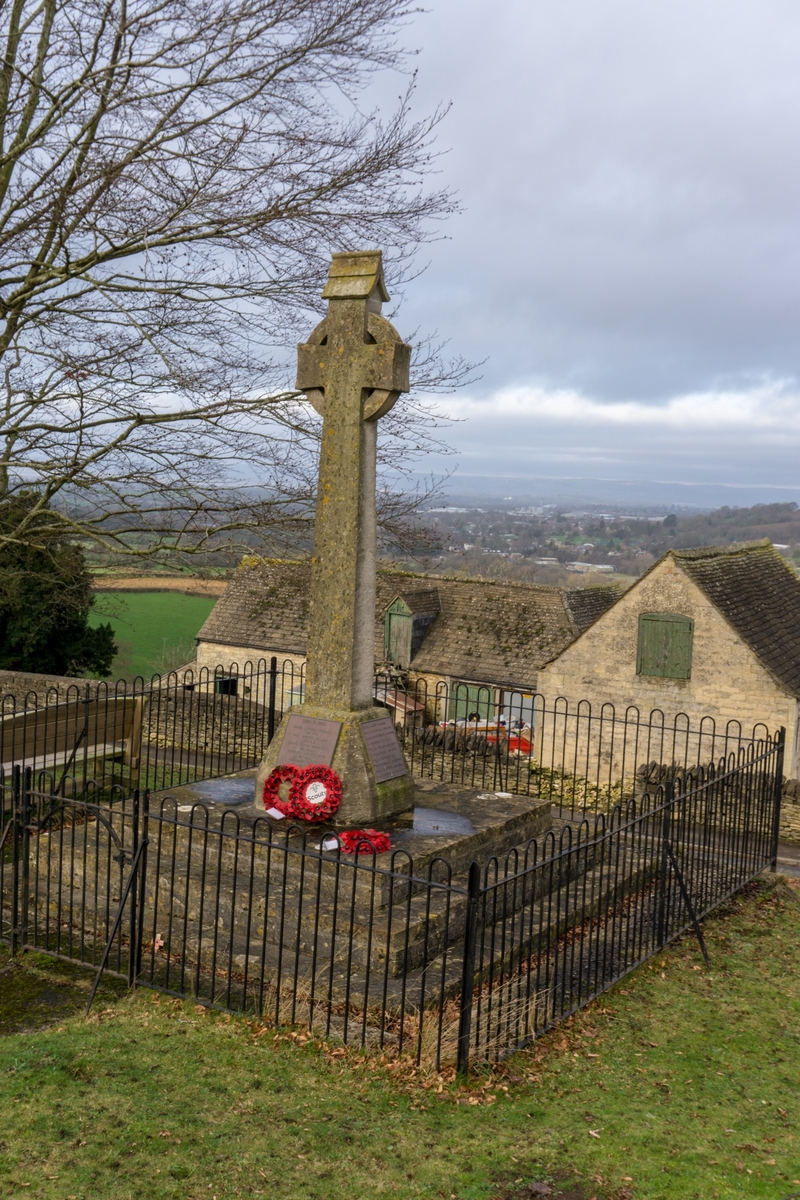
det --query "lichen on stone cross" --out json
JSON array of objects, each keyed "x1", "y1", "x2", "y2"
[{"x1": 297, "y1": 250, "x2": 411, "y2": 711}]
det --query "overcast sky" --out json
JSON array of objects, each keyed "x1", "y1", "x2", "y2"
[{"x1": 389, "y1": 0, "x2": 800, "y2": 507}]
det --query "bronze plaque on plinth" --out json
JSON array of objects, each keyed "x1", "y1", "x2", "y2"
[
  {"x1": 276, "y1": 715, "x2": 342, "y2": 768},
  {"x1": 361, "y1": 717, "x2": 408, "y2": 783}
]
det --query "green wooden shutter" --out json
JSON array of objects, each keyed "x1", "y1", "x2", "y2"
[
  {"x1": 384, "y1": 599, "x2": 413, "y2": 667},
  {"x1": 636, "y1": 613, "x2": 693, "y2": 679}
]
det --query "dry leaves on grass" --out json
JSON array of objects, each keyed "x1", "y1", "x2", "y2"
[
  {"x1": 228, "y1": 989, "x2": 614, "y2": 1107},
  {"x1": 151, "y1": 970, "x2": 607, "y2": 1106},
  {"x1": 490, "y1": 1172, "x2": 634, "y2": 1200}
]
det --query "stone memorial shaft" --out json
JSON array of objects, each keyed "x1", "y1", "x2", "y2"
[
  {"x1": 299, "y1": 251, "x2": 411, "y2": 710},
  {"x1": 255, "y1": 250, "x2": 416, "y2": 825}
]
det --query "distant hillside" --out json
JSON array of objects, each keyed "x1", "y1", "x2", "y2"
[
  {"x1": 621, "y1": 502, "x2": 800, "y2": 560},
  {"x1": 418, "y1": 500, "x2": 800, "y2": 583}
]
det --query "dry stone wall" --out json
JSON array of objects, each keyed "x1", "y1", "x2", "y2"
[
  {"x1": 780, "y1": 781, "x2": 800, "y2": 843},
  {"x1": 0, "y1": 670, "x2": 98, "y2": 702},
  {"x1": 144, "y1": 690, "x2": 269, "y2": 761}
]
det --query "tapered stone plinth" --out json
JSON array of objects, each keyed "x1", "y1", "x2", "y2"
[{"x1": 256, "y1": 706, "x2": 413, "y2": 827}]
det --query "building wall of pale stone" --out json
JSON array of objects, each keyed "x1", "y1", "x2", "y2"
[
  {"x1": 536, "y1": 556, "x2": 799, "y2": 840},
  {"x1": 195, "y1": 640, "x2": 305, "y2": 674},
  {"x1": 406, "y1": 670, "x2": 520, "y2": 726},
  {"x1": 406, "y1": 670, "x2": 449, "y2": 722},
  {"x1": 779, "y1": 783, "x2": 800, "y2": 842},
  {"x1": 194, "y1": 641, "x2": 305, "y2": 711}
]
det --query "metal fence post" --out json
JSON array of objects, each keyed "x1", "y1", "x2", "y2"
[
  {"x1": 456, "y1": 861, "x2": 481, "y2": 1076},
  {"x1": 770, "y1": 727, "x2": 786, "y2": 872},
  {"x1": 128, "y1": 789, "x2": 140, "y2": 988},
  {"x1": 9, "y1": 765, "x2": 20, "y2": 956},
  {"x1": 83, "y1": 682, "x2": 92, "y2": 789},
  {"x1": 267, "y1": 656, "x2": 278, "y2": 745},
  {"x1": 493, "y1": 718, "x2": 505, "y2": 793},
  {"x1": 655, "y1": 782, "x2": 674, "y2": 950},
  {"x1": 135, "y1": 790, "x2": 150, "y2": 983},
  {"x1": 86, "y1": 793, "x2": 150, "y2": 1014},
  {"x1": 19, "y1": 767, "x2": 31, "y2": 951}
]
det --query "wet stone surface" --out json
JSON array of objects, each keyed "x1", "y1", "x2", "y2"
[
  {"x1": 173, "y1": 773, "x2": 257, "y2": 808},
  {"x1": 403, "y1": 807, "x2": 476, "y2": 838},
  {"x1": 155, "y1": 773, "x2": 552, "y2": 879}
]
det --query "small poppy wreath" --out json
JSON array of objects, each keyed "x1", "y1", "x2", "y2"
[
  {"x1": 262, "y1": 763, "x2": 298, "y2": 816},
  {"x1": 289, "y1": 764, "x2": 342, "y2": 823},
  {"x1": 336, "y1": 828, "x2": 391, "y2": 855}
]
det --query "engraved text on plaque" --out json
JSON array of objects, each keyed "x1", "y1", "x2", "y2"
[
  {"x1": 275, "y1": 715, "x2": 342, "y2": 768},
  {"x1": 361, "y1": 718, "x2": 408, "y2": 783}
]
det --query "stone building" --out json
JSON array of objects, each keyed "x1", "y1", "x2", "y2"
[
  {"x1": 195, "y1": 556, "x2": 618, "y2": 722},
  {"x1": 536, "y1": 540, "x2": 800, "y2": 839}
]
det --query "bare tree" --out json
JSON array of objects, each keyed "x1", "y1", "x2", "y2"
[{"x1": 0, "y1": 0, "x2": 463, "y2": 563}]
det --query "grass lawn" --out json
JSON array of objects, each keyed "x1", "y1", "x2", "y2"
[
  {"x1": 88, "y1": 592, "x2": 217, "y2": 679},
  {"x1": 0, "y1": 878, "x2": 798, "y2": 1200}
]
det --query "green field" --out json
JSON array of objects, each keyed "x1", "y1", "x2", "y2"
[{"x1": 89, "y1": 591, "x2": 217, "y2": 680}]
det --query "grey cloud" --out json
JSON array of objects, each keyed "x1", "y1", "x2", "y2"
[{"x1": 395, "y1": 0, "x2": 800, "y2": 404}]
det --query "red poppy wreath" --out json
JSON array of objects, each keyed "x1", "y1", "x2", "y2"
[
  {"x1": 336, "y1": 828, "x2": 392, "y2": 855},
  {"x1": 262, "y1": 763, "x2": 298, "y2": 817},
  {"x1": 289, "y1": 763, "x2": 342, "y2": 822}
]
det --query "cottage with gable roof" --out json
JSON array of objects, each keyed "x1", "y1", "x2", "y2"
[
  {"x1": 536, "y1": 540, "x2": 800, "y2": 840},
  {"x1": 195, "y1": 556, "x2": 619, "y2": 722}
]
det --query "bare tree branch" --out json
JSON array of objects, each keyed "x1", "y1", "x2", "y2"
[{"x1": 0, "y1": 0, "x2": 464, "y2": 560}]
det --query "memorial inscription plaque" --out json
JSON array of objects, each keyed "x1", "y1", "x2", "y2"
[
  {"x1": 361, "y1": 717, "x2": 408, "y2": 783},
  {"x1": 276, "y1": 715, "x2": 342, "y2": 768}
]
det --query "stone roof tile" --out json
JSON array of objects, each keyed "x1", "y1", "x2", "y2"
[
  {"x1": 196, "y1": 558, "x2": 311, "y2": 656},
  {"x1": 197, "y1": 559, "x2": 619, "y2": 688},
  {"x1": 564, "y1": 585, "x2": 623, "y2": 633},
  {"x1": 673, "y1": 540, "x2": 800, "y2": 697},
  {"x1": 389, "y1": 587, "x2": 442, "y2": 618}
]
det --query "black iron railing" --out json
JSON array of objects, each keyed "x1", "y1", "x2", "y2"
[
  {"x1": 0, "y1": 729, "x2": 784, "y2": 1070},
  {"x1": 0, "y1": 661, "x2": 775, "y2": 819},
  {"x1": 0, "y1": 659, "x2": 304, "y2": 794},
  {"x1": 382, "y1": 676, "x2": 773, "y2": 817},
  {"x1": 462, "y1": 734, "x2": 783, "y2": 1064}
]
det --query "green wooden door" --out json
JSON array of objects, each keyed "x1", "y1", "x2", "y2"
[
  {"x1": 384, "y1": 598, "x2": 412, "y2": 667},
  {"x1": 448, "y1": 682, "x2": 495, "y2": 722}
]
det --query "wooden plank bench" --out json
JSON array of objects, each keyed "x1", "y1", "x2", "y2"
[{"x1": 0, "y1": 695, "x2": 145, "y2": 785}]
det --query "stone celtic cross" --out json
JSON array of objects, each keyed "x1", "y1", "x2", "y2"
[
  {"x1": 297, "y1": 250, "x2": 411, "y2": 710},
  {"x1": 256, "y1": 250, "x2": 414, "y2": 826}
]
